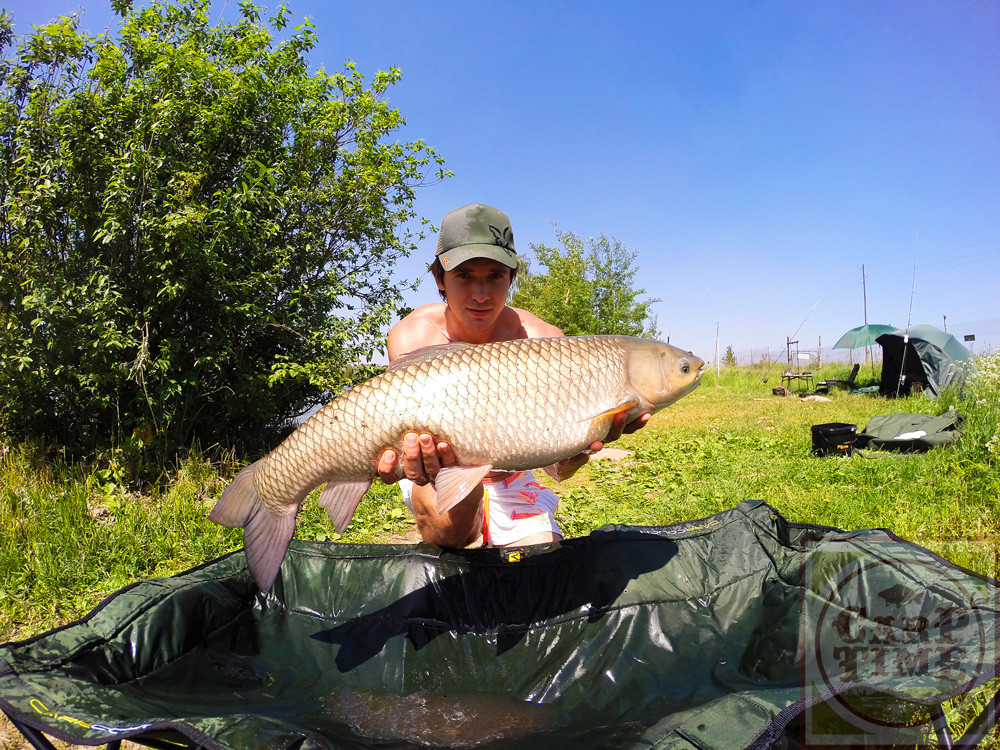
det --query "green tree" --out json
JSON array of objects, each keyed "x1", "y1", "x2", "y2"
[
  {"x1": 0, "y1": 2, "x2": 447, "y2": 458},
  {"x1": 723, "y1": 346, "x2": 737, "y2": 367},
  {"x1": 511, "y1": 230, "x2": 660, "y2": 337}
]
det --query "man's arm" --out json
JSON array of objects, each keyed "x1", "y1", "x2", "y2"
[
  {"x1": 387, "y1": 308, "x2": 448, "y2": 363},
  {"x1": 376, "y1": 432, "x2": 483, "y2": 546},
  {"x1": 380, "y1": 308, "x2": 483, "y2": 546}
]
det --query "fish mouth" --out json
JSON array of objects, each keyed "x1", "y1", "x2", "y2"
[
  {"x1": 676, "y1": 357, "x2": 706, "y2": 398},
  {"x1": 691, "y1": 360, "x2": 706, "y2": 386}
]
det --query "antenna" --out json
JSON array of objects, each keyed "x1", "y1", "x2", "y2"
[
  {"x1": 895, "y1": 246, "x2": 918, "y2": 397},
  {"x1": 862, "y1": 264, "x2": 875, "y2": 377},
  {"x1": 862, "y1": 264, "x2": 868, "y2": 326}
]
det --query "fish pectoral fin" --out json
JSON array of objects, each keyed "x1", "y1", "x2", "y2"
[
  {"x1": 434, "y1": 465, "x2": 493, "y2": 514},
  {"x1": 584, "y1": 396, "x2": 642, "y2": 423},
  {"x1": 317, "y1": 480, "x2": 372, "y2": 533}
]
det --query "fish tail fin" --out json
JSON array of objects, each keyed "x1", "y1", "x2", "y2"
[
  {"x1": 242, "y1": 502, "x2": 296, "y2": 593},
  {"x1": 210, "y1": 460, "x2": 295, "y2": 592}
]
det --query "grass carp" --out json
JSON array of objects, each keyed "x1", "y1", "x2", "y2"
[{"x1": 209, "y1": 335, "x2": 704, "y2": 590}]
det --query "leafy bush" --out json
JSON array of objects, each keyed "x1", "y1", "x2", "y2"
[{"x1": 0, "y1": 2, "x2": 446, "y2": 459}]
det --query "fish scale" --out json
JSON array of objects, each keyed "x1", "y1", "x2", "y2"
[{"x1": 210, "y1": 335, "x2": 704, "y2": 591}]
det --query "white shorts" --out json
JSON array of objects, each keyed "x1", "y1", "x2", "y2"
[{"x1": 399, "y1": 470, "x2": 562, "y2": 547}]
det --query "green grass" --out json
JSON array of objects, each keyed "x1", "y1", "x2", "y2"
[
  {"x1": 558, "y1": 380, "x2": 999, "y2": 551},
  {"x1": 2, "y1": 357, "x2": 998, "y2": 640},
  {"x1": 0, "y1": 448, "x2": 414, "y2": 642},
  {"x1": 1, "y1": 356, "x2": 998, "y2": 745}
]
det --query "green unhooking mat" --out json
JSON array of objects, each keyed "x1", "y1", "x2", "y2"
[
  {"x1": 1, "y1": 500, "x2": 998, "y2": 749},
  {"x1": 857, "y1": 411, "x2": 962, "y2": 452}
]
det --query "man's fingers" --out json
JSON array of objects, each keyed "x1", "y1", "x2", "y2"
[
  {"x1": 399, "y1": 431, "x2": 448, "y2": 485},
  {"x1": 605, "y1": 411, "x2": 651, "y2": 444},
  {"x1": 437, "y1": 441, "x2": 457, "y2": 467},
  {"x1": 556, "y1": 452, "x2": 590, "y2": 481},
  {"x1": 377, "y1": 448, "x2": 398, "y2": 484},
  {"x1": 402, "y1": 432, "x2": 428, "y2": 484},
  {"x1": 604, "y1": 412, "x2": 629, "y2": 444},
  {"x1": 623, "y1": 412, "x2": 651, "y2": 435},
  {"x1": 417, "y1": 432, "x2": 441, "y2": 478}
]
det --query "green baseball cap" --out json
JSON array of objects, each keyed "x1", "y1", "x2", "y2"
[{"x1": 435, "y1": 204, "x2": 518, "y2": 270}]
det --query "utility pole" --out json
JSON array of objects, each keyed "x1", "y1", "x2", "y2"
[
  {"x1": 862, "y1": 264, "x2": 872, "y2": 372},
  {"x1": 715, "y1": 322, "x2": 720, "y2": 377},
  {"x1": 786, "y1": 337, "x2": 797, "y2": 372}
]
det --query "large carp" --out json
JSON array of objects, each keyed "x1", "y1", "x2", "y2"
[{"x1": 210, "y1": 335, "x2": 704, "y2": 590}]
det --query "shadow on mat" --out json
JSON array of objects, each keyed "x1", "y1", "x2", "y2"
[{"x1": 312, "y1": 529, "x2": 678, "y2": 671}]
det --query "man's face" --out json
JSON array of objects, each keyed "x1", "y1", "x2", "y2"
[{"x1": 437, "y1": 257, "x2": 514, "y2": 329}]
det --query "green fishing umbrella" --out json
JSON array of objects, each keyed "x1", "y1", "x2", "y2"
[{"x1": 832, "y1": 323, "x2": 897, "y2": 349}]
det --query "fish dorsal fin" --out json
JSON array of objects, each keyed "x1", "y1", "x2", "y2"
[
  {"x1": 209, "y1": 460, "x2": 264, "y2": 528},
  {"x1": 388, "y1": 342, "x2": 478, "y2": 371},
  {"x1": 434, "y1": 464, "x2": 493, "y2": 514},
  {"x1": 317, "y1": 479, "x2": 372, "y2": 532},
  {"x1": 585, "y1": 396, "x2": 642, "y2": 423}
]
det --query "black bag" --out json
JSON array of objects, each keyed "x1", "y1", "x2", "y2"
[{"x1": 810, "y1": 422, "x2": 857, "y2": 456}]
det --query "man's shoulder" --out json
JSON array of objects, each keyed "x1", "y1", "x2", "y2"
[
  {"x1": 399, "y1": 302, "x2": 447, "y2": 322},
  {"x1": 508, "y1": 306, "x2": 563, "y2": 338},
  {"x1": 388, "y1": 304, "x2": 449, "y2": 360}
]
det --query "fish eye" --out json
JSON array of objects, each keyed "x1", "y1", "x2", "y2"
[{"x1": 680, "y1": 359, "x2": 690, "y2": 374}]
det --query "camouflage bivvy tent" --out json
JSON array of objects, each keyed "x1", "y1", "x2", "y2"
[
  {"x1": 2, "y1": 500, "x2": 998, "y2": 749},
  {"x1": 876, "y1": 324, "x2": 973, "y2": 398}
]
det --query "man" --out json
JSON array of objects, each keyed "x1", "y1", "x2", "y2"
[{"x1": 376, "y1": 204, "x2": 648, "y2": 548}]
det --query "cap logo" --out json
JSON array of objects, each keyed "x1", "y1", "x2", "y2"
[{"x1": 489, "y1": 224, "x2": 514, "y2": 253}]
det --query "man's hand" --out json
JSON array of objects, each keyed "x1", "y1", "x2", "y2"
[
  {"x1": 591, "y1": 410, "x2": 651, "y2": 452},
  {"x1": 543, "y1": 452, "x2": 590, "y2": 481},
  {"x1": 380, "y1": 412, "x2": 651, "y2": 485},
  {"x1": 377, "y1": 432, "x2": 457, "y2": 485}
]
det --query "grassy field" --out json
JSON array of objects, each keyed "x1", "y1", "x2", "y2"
[{"x1": 1, "y1": 355, "x2": 998, "y2": 747}]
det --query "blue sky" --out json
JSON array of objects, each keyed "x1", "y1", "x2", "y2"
[{"x1": 7, "y1": 1, "x2": 999, "y2": 363}]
